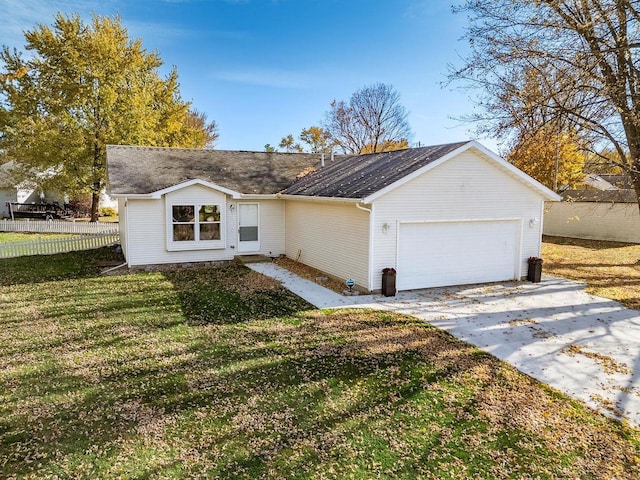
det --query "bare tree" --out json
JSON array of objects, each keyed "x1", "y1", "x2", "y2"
[
  {"x1": 449, "y1": 0, "x2": 640, "y2": 210},
  {"x1": 324, "y1": 83, "x2": 412, "y2": 154}
]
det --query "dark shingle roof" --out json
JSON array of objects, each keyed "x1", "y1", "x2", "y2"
[
  {"x1": 106, "y1": 141, "x2": 472, "y2": 198},
  {"x1": 106, "y1": 145, "x2": 326, "y2": 195},
  {"x1": 282, "y1": 141, "x2": 470, "y2": 198}
]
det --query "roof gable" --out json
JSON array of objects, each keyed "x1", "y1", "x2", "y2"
[
  {"x1": 150, "y1": 179, "x2": 241, "y2": 199},
  {"x1": 363, "y1": 141, "x2": 560, "y2": 203},
  {"x1": 282, "y1": 142, "x2": 469, "y2": 199},
  {"x1": 107, "y1": 145, "x2": 327, "y2": 196}
]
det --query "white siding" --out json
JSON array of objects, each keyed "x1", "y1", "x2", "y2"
[
  {"x1": 544, "y1": 201, "x2": 640, "y2": 243},
  {"x1": 285, "y1": 200, "x2": 370, "y2": 290},
  {"x1": 118, "y1": 198, "x2": 128, "y2": 259},
  {"x1": 371, "y1": 151, "x2": 544, "y2": 290},
  {"x1": 255, "y1": 200, "x2": 285, "y2": 256},
  {"x1": 124, "y1": 184, "x2": 286, "y2": 266},
  {"x1": 232, "y1": 200, "x2": 286, "y2": 255}
]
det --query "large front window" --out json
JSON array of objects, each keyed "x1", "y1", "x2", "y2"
[{"x1": 172, "y1": 204, "x2": 221, "y2": 242}]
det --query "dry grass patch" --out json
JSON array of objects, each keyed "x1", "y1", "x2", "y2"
[
  {"x1": 542, "y1": 236, "x2": 640, "y2": 309},
  {"x1": 274, "y1": 257, "x2": 347, "y2": 294}
]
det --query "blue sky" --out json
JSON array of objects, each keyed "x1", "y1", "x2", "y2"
[{"x1": 0, "y1": 0, "x2": 496, "y2": 152}]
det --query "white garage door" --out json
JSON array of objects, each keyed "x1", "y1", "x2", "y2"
[{"x1": 397, "y1": 220, "x2": 519, "y2": 290}]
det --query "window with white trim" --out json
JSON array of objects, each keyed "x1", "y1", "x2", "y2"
[{"x1": 171, "y1": 204, "x2": 221, "y2": 242}]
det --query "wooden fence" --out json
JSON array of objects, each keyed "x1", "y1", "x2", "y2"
[
  {"x1": 0, "y1": 233, "x2": 120, "y2": 259},
  {"x1": 0, "y1": 219, "x2": 118, "y2": 235}
]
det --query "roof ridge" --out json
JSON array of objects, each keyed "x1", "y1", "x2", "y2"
[{"x1": 106, "y1": 144, "x2": 330, "y2": 156}]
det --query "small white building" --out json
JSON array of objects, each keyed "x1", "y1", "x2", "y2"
[{"x1": 107, "y1": 141, "x2": 560, "y2": 292}]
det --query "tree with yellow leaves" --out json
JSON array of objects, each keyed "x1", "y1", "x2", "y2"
[
  {"x1": 0, "y1": 13, "x2": 217, "y2": 221},
  {"x1": 507, "y1": 127, "x2": 585, "y2": 191},
  {"x1": 360, "y1": 139, "x2": 409, "y2": 154}
]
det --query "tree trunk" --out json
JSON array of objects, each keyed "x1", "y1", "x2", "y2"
[
  {"x1": 625, "y1": 128, "x2": 640, "y2": 219},
  {"x1": 90, "y1": 189, "x2": 100, "y2": 222}
]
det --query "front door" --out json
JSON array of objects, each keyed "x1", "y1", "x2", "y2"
[{"x1": 238, "y1": 203, "x2": 259, "y2": 253}]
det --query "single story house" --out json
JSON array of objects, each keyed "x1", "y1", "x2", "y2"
[{"x1": 106, "y1": 140, "x2": 560, "y2": 292}]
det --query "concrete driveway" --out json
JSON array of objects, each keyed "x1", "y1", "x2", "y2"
[
  {"x1": 375, "y1": 277, "x2": 640, "y2": 427},
  {"x1": 249, "y1": 263, "x2": 640, "y2": 427}
]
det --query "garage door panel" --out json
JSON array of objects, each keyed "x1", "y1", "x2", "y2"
[{"x1": 397, "y1": 221, "x2": 519, "y2": 290}]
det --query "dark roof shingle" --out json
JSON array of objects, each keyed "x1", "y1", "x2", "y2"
[
  {"x1": 107, "y1": 145, "x2": 326, "y2": 195},
  {"x1": 107, "y1": 141, "x2": 471, "y2": 198},
  {"x1": 282, "y1": 142, "x2": 470, "y2": 198}
]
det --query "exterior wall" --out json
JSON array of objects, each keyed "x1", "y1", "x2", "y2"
[
  {"x1": 123, "y1": 184, "x2": 286, "y2": 266},
  {"x1": 20, "y1": 188, "x2": 66, "y2": 205},
  {"x1": 544, "y1": 201, "x2": 640, "y2": 243},
  {"x1": 0, "y1": 188, "x2": 16, "y2": 217},
  {"x1": 285, "y1": 200, "x2": 370, "y2": 290},
  {"x1": 371, "y1": 150, "x2": 544, "y2": 290},
  {"x1": 118, "y1": 198, "x2": 128, "y2": 259},
  {"x1": 249, "y1": 200, "x2": 286, "y2": 257}
]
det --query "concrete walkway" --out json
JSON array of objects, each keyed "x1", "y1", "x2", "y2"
[{"x1": 249, "y1": 263, "x2": 640, "y2": 426}]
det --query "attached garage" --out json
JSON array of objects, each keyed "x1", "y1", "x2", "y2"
[
  {"x1": 283, "y1": 140, "x2": 561, "y2": 293},
  {"x1": 396, "y1": 220, "x2": 520, "y2": 290}
]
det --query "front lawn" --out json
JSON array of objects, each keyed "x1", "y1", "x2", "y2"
[
  {"x1": 542, "y1": 236, "x2": 640, "y2": 309},
  {"x1": 1, "y1": 251, "x2": 639, "y2": 478},
  {"x1": 0, "y1": 232, "x2": 81, "y2": 243}
]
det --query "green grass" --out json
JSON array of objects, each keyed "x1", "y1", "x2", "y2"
[
  {"x1": 542, "y1": 236, "x2": 640, "y2": 309},
  {"x1": 0, "y1": 251, "x2": 639, "y2": 479},
  {"x1": 0, "y1": 232, "x2": 81, "y2": 243}
]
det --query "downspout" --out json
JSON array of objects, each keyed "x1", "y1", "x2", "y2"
[
  {"x1": 124, "y1": 197, "x2": 131, "y2": 268},
  {"x1": 355, "y1": 202, "x2": 374, "y2": 292}
]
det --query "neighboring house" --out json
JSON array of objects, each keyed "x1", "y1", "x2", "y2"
[
  {"x1": 107, "y1": 141, "x2": 560, "y2": 292},
  {"x1": 0, "y1": 162, "x2": 17, "y2": 217},
  {"x1": 0, "y1": 161, "x2": 68, "y2": 218},
  {"x1": 0, "y1": 160, "x2": 117, "y2": 218},
  {"x1": 544, "y1": 189, "x2": 640, "y2": 243}
]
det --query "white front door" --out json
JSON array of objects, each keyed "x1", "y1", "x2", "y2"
[{"x1": 238, "y1": 203, "x2": 259, "y2": 253}]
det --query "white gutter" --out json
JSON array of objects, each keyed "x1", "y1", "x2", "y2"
[
  {"x1": 102, "y1": 262, "x2": 128, "y2": 274},
  {"x1": 239, "y1": 194, "x2": 280, "y2": 200},
  {"x1": 355, "y1": 202, "x2": 374, "y2": 292},
  {"x1": 110, "y1": 193, "x2": 154, "y2": 199},
  {"x1": 354, "y1": 203, "x2": 371, "y2": 213},
  {"x1": 277, "y1": 193, "x2": 363, "y2": 203}
]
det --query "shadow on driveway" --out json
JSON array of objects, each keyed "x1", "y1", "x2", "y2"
[
  {"x1": 371, "y1": 276, "x2": 640, "y2": 426},
  {"x1": 249, "y1": 263, "x2": 640, "y2": 426}
]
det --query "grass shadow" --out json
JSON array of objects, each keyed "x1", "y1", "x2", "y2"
[
  {"x1": 0, "y1": 246, "x2": 124, "y2": 286},
  {"x1": 162, "y1": 263, "x2": 313, "y2": 325},
  {"x1": 543, "y1": 235, "x2": 638, "y2": 250}
]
